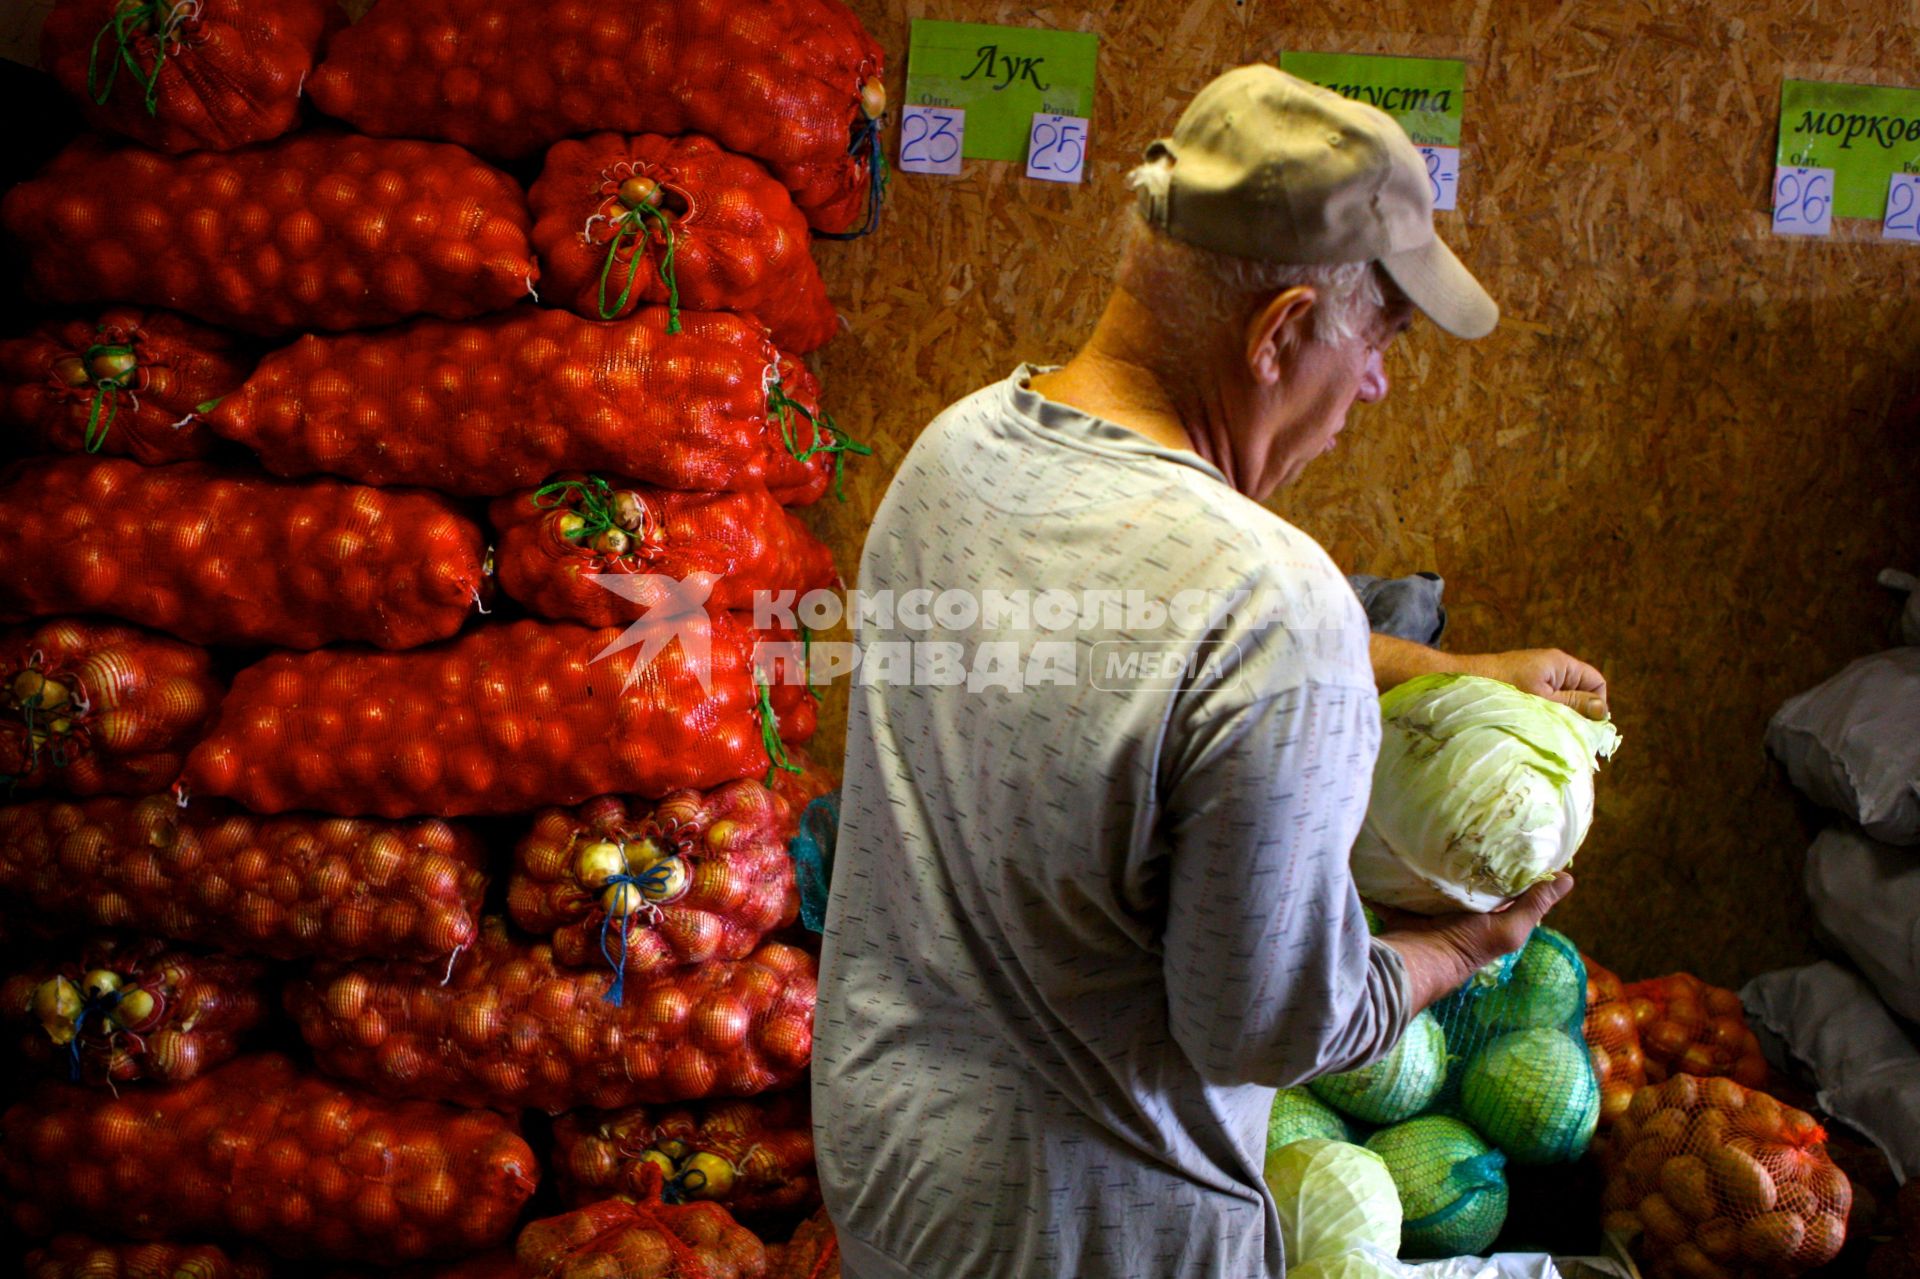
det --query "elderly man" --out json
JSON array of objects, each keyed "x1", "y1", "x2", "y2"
[{"x1": 813, "y1": 67, "x2": 1607, "y2": 1278}]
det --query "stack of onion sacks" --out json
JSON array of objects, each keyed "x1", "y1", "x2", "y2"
[
  {"x1": 554, "y1": 1091, "x2": 818, "y2": 1216},
  {"x1": 1624, "y1": 972, "x2": 1769, "y2": 1089},
  {"x1": 1600, "y1": 1075, "x2": 1850, "y2": 1279}
]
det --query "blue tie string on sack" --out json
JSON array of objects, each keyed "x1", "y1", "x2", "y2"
[
  {"x1": 66, "y1": 985, "x2": 125, "y2": 1081},
  {"x1": 596, "y1": 860, "x2": 679, "y2": 1006},
  {"x1": 814, "y1": 113, "x2": 889, "y2": 242},
  {"x1": 788, "y1": 791, "x2": 841, "y2": 933}
]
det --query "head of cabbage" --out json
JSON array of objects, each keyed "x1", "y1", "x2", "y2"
[
  {"x1": 1350, "y1": 674, "x2": 1621, "y2": 914},
  {"x1": 1264, "y1": 1139, "x2": 1403, "y2": 1266}
]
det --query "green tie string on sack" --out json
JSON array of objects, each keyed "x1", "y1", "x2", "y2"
[
  {"x1": 596, "y1": 175, "x2": 681, "y2": 331},
  {"x1": 767, "y1": 381, "x2": 873, "y2": 501},
  {"x1": 87, "y1": 0, "x2": 196, "y2": 115},
  {"x1": 53, "y1": 339, "x2": 143, "y2": 453},
  {"x1": 756, "y1": 679, "x2": 801, "y2": 788}
]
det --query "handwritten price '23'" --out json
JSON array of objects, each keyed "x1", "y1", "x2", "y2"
[{"x1": 900, "y1": 107, "x2": 964, "y2": 174}]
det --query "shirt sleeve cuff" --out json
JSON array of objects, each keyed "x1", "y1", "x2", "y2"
[{"x1": 1368, "y1": 935, "x2": 1416, "y2": 1049}]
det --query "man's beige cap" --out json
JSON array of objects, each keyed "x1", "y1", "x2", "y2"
[{"x1": 1139, "y1": 65, "x2": 1498, "y2": 339}]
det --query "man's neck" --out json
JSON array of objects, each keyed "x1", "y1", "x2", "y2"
[{"x1": 1028, "y1": 291, "x2": 1220, "y2": 454}]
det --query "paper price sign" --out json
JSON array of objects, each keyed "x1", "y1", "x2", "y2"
[
  {"x1": 899, "y1": 106, "x2": 965, "y2": 176},
  {"x1": 1421, "y1": 145, "x2": 1460, "y2": 211},
  {"x1": 905, "y1": 20, "x2": 1098, "y2": 163},
  {"x1": 1771, "y1": 166, "x2": 1835, "y2": 237},
  {"x1": 1026, "y1": 114, "x2": 1088, "y2": 184},
  {"x1": 1885, "y1": 173, "x2": 1920, "y2": 242},
  {"x1": 1775, "y1": 79, "x2": 1920, "y2": 222}
]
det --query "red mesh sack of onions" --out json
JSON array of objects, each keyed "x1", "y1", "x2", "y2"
[
  {"x1": 0, "y1": 456, "x2": 489, "y2": 650},
  {"x1": 1584, "y1": 953, "x2": 1648, "y2": 1130},
  {"x1": 554, "y1": 1091, "x2": 819, "y2": 1216},
  {"x1": 1, "y1": 131, "x2": 536, "y2": 336},
  {"x1": 2, "y1": 619, "x2": 222, "y2": 796},
  {"x1": 529, "y1": 133, "x2": 838, "y2": 353},
  {"x1": 0, "y1": 309, "x2": 248, "y2": 463},
  {"x1": 2, "y1": 935, "x2": 269, "y2": 1086},
  {"x1": 308, "y1": 0, "x2": 886, "y2": 234},
  {"x1": 1623, "y1": 972, "x2": 1769, "y2": 1090},
  {"x1": 0, "y1": 795, "x2": 487, "y2": 961},
  {"x1": 768, "y1": 1208, "x2": 841, "y2": 1279},
  {"x1": 287, "y1": 920, "x2": 818, "y2": 1111},
  {"x1": 515, "y1": 1171, "x2": 768, "y2": 1279},
  {"x1": 25, "y1": 1235, "x2": 273, "y2": 1279},
  {"x1": 508, "y1": 756, "x2": 830, "y2": 988},
  {"x1": 183, "y1": 614, "x2": 817, "y2": 818},
  {"x1": 40, "y1": 0, "x2": 336, "y2": 153},
  {"x1": 1600, "y1": 1075, "x2": 1851, "y2": 1279},
  {"x1": 490, "y1": 475, "x2": 839, "y2": 628},
  {"x1": 207, "y1": 305, "x2": 854, "y2": 503},
  {"x1": 0, "y1": 1052, "x2": 539, "y2": 1263}
]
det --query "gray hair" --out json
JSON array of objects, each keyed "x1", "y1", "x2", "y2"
[{"x1": 1121, "y1": 157, "x2": 1387, "y2": 349}]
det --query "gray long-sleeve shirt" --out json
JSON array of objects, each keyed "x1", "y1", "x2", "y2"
[{"x1": 813, "y1": 367, "x2": 1413, "y2": 1279}]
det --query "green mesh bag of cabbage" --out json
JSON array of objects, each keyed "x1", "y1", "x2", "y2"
[
  {"x1": 1366, "y1": 1116, "x2": 1509, "y2": 1257},
  {"x1": 1268, "y1": 1087, "x2": 1353, "y2": 1151},
  {"x1": 1430, "y1": 926, "x2": 1599, "y2": 1164},
  {"x1": 1307, "y1": 1009, "x2": 1448, "y2": 1125}
]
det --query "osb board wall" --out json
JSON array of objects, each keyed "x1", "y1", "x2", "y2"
[{"x1": 801, "y1": 0, "x2": 1920, "y2": 989}]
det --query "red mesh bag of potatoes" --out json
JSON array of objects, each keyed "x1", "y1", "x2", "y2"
[
  {"x1": 40, "y1": 0, "x2": 336, "y2": 153},
  {"x1": 529, "y1": 133, "x2": 838, "y2": 352},
  {"x1": 2, "y1": 132, "x2": 536, "y2": 336},
  {"x1": 287, "y1": 920, "x2": 818, "y2": 1111},
  {"x1": 509, "y1": 757, "x2": 831, "y2": 989},
  {"x1": 0, "y1": 309, "x2": 247, "y2": 462},
  {"x1": 25, "y1": 1235, "x2": 272, "y2": 1279},
  {"x1": 208, "y1": 306, "x2": 849, "y2": 502},
  {"x1": 1584, "y1": 954, "x2": 1647, "y2": 1129},
  {"x1": 490, "y1": 475, "x2": 839, "y2": 628},
  {"x1": 0, "y1": 795, "x2": 487, "y2": 961},
  {"x1": 768, "y1": 1208, "x2": 840, "y2": 1279},
  {"x1": 516, "y1": 1172, "x2": 768, "y2": 1279},
  {"x1": 183, "y1": 615, "x2": 817, "y2": 818},
  {"x1": 2, "y1": 935, "x2": 269, "y2": 1086},
  {"x1": 1624, "y1": 972, "x2": 1769, "y2": 1089},
  {"x1": 2, "y1": 619, "x2": 222, "y2": 796},
  {"x1": 308, "y1": 0, "x2": 886, "y2": 233},
  {"x1": 1600, "y1": 1075, "x2": 1851, "y2": 1279},
  {"x1": 0, "y1": 1053, "x2": 538, "y2": 1263},
  {"x1": 554, "y1": 1091, "x2": 819, "y2": 1216},
  {"x1": 0, "y1": 457, "x2": 488, "y2": 651}
]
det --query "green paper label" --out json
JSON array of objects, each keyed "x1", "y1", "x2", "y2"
[
  {"x1": 1278, "y1": 51, "x2": 1466, "y2": 148},
  {"x1": 905, "y1": 20, "x2": 1099, "y2": 162},
  {"x1": 1775, "y1": 79, "x2": 1920, "y2": 220}
]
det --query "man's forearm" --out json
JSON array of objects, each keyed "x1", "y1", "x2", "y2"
[{"x1": 1368, "y1": 634, "x2": 1476, "y2": 691}]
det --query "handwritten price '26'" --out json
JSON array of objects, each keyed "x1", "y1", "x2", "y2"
[{"x1": 1773, "y1": 169, "x2": 1832, "y2": 228}]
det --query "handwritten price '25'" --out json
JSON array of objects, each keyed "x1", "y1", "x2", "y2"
[
  {"x1": 901, "y1": 110, "x2": 962, "y2": 166},
  {"x1": 1029, "y1": 118, "x2": 1086, "y2": 176},
  {"x1": 1774, "y1": 169, "x2": 1832, "y2": 227}
]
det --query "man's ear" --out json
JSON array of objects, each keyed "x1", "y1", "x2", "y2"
[{"x1": 1246, "y1": 286, "x2": 1317, "y2": 387}]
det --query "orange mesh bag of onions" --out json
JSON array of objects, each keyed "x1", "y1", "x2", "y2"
[
  {"x1": 1600, "y1": 1075, "x2": 1851, "y2": 1279},
  {"x1": 489, "y1": 475, "x2": 840, "y2": 628},
  {"x1": 0, "y1": 1052, "x2": 539, "y2": 1263},
  {"x1": 0, "y1": 309, "x2": 248, "y2": 463},
  {"x1": 1584, "y1": 953, "x2": 1648, "y2": 1129},
  {"x1": 0, "y1": 457, "x2": 490, "y2": 651},
  {"x1": 514, "y1": 1172, "x2": 769, "y2": 1279},
  {"x1": 40, "y1": 0, "x2": 337, "y2": 153},
  {"x1": 1, "y1": 132, "x2": 536, "y2": 336},
  {"x1": 0, "y1": 795, "x2": 488, "y2": 961},
  {"x1": 182, "y1": 616, "x2": 817, "y2": 818},
  {"x1": 207, "y1": 306, "x2": 851, "y2": 503},
  {"x1": 2, "y1": 935, "x2": 269, "y2": 1085},
  {"x1": 528, "y1": 133, "x2": 839, "y2": 352},
  {"x1": 507, "y1": 754, "x2": 834, "y2": 991},
  {"x1": 308, "y1": 0, "x2": 886, "y2": 234},
  {"x1": 25, "y1": 1235, "x2": 273, "y2": 1279},
  {"x1": 553, "y1": 1090, "x2": 819, "y2": 1216},
  {"x1": 1624, "y1": 972, "x2": 1769, "y2": 1089},
  {"x1": 1, "y1": 619, "x2": 222, "y2": 796},
  {"x1": 286, "y1": 920, "x2": 817, "y2": 1111},
  {"x1": 767, "y1": 1207, "x2": 841, "y2": 1279}
]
